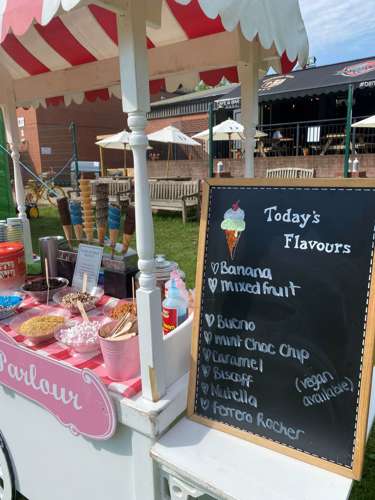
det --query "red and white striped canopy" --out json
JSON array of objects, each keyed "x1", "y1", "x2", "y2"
[{"x1": 0, "y1": 0, "x2": 309, "y2": 108}]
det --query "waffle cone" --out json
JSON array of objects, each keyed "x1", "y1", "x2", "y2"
[
  {"x1": 97, "y1": 224, "x2": 107, "y2": 245},
  {"x1": 73, "y1": 224, "x2": 83, "y2": 241},
  {"x1": 82, "y1": 202, "x2": 92, "y2": 211},
  {"x1": 63, "y1": 225, "x2": 73, "y2": 245},
  {"x1": 85, "y1": 228, "x2": 94, "y2": 242},
  {"x1": 109, "y1": 228, "x2": 119, "y2": 246},
  {"x1": 225, "y1": 230, "x2": 241, "y2": 260},
  {"x1": 122, "y1": 233, "x2": 132, "y2": 254}
]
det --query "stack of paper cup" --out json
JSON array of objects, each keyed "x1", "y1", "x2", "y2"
[
  {"x1": 0, "y1": 222, "x2": 7, "y2": 243},
  {"x1": 80, "y1": 179, "x2": 94, "y2": 242}
]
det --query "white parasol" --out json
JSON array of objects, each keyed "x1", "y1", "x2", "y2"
[
  {"x1": 352, "y1": 116, "x2": 375, "y2": 128},
  {"x1": 148, "y1": 125, "x2": 200, "y2": 176},
  {"x1": 193, "y1": 119, "x2": 267, "y2": 141},
  {"x1": 96, "y1": 130, "x2": 132, "y2": 150},
  {"x1": 96, "y1": 130, "x2": 152, "y2": 175},
  {"x1": 148, "y1": 125, "x2": 200, "y2": 146}
]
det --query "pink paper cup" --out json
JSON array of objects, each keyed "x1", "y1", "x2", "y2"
[{"x1": 99, "y1": 321, "x2": 140, "y2": 381}]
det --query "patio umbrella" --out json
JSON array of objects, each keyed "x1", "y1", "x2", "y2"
[
  {"x1": 193, "y1": 119, "x2": 267, "y2": 141},
  {"x1": 96, "y1": 130, "x2": 132, "y2": 150},
  {"x1": 193, "y1": 119, "x2": 267, "y2": 160},
  {"x1": 352, "y1": 116, "x2": 375, "y2": 128},
  {"x1": 96, "y1": 130, "x2": 152, "y2": 175},
  {"x1": 148, "y1": 125, "x2": 200, "y2": 176},
  {"x1": 96, "y1": 130, "x2": 132, "y2": 176}
]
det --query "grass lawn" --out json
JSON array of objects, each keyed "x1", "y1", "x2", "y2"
[
  {"x1": 30, "y1": 207, "x2": 375, "y2": 499},
  {"x1": 30, "y1": 207, "x2": 199, "y2": 288}
]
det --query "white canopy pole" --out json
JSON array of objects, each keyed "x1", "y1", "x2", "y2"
[
  {"x1": 117, "y1": 0, "x2": 166, "y2": 403},
  {"x1": 238, "y1": 45, "x2": 260, "y2": 178},
  {"x1": 1, "y1": 100, "x2": 33, "y2": 264}
]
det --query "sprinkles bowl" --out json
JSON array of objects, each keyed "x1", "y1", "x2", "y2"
[{"x1": 0, "y1": 292, "x2": 24, "y2": 320}]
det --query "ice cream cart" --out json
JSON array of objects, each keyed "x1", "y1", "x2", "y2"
[{"x1": 0, "y1": 1, "x2": 309, "y2": 499}]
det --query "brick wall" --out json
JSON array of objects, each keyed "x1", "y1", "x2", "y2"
[
  {"x1": 17, "y1": 97, "x2": 128, "y2": 180},
  {"x1": 146, "y1": 154, "x2": 375, "y2": 179},
  {"x1": 37, "y1": 97, "x2": 127, "y2": 175},
  {"x1": 17, "y1": 108, "x2": 42, "y2": 175}
]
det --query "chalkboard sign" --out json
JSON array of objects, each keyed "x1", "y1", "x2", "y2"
[{"x1": 188, "y1": 179, "x2": 375, "y2": 479}]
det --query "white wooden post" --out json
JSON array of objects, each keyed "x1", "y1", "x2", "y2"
[
  {"x1": 238, "y1": 53, "x2": 260, "y2": 178},
  {"x1": 1, "y1": 103, "x2": 33, "y2": 264},
  {"x1": 117, "y1": 0, "x2": 166, "y2": 401}
]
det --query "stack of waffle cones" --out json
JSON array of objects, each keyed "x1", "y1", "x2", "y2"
[
  {"x1": 94, "y1": 183, "x2": 109, "y2": 245},
  {"x1": 80, "y1": 179, "x2": 94, "y2": 242}
]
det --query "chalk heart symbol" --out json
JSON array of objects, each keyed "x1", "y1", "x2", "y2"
[
  {"x1": 203, "y1": 348, "x2": 211, "y2": 362},
  {"x1": 202, "y1": 365, "x2": 211, "y2": 378},
  {"x1": 201, "y1": 383, "x2": 209, "y2": 395},
  {"x1": 205, "y1": 314, "x2": 215, "y2": 328},
  {"x1": 211, "y1": 262, "x2": 219, "y2": 275},
  {"x1": 200, "y1": 398, "x2": 210, "y2": 411},
  {"x1": 203, "y1": 331, "x2": 212, "y2": 345},
  {"x1": 208, "y1": 278, "x2": 218, "y2": 294}
]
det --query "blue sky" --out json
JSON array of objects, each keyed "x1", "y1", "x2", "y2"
[{"x1": 299, "y1": 0, "x2": 375, "y2": 66}]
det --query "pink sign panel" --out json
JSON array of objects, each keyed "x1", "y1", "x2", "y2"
[{"x1": 0, "y1": 328, "x2": 116, "y2": 440}]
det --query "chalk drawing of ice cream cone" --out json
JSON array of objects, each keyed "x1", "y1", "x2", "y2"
[{"x1": 220, "y1": 201, "x2": 246, "y2": 260}]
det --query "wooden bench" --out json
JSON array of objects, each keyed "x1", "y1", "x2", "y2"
[
  {"x1": 149, "y1": 180, "x2": 200, "y2": 223},
  {"x1": 266, "y1": 167, "x2": 315, "y2": 179},
  {"x1": 91, "y1": 178, "x2": 133, "y2": 207}
]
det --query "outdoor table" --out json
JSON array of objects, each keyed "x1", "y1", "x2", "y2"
[
  {"x1": 322, "y1": 133, "x2": 346, "y2": 155},
  {"x1": 151, "y1": 370, "x2": 375, "y2": 500}
]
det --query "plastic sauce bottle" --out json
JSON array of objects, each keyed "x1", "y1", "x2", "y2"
[
  {"x1": 165, "y1": 269, "x2": 189, "y2": 302},
  {"x1": 162, "y1": 279, "x2": 188, "y2": 335}
]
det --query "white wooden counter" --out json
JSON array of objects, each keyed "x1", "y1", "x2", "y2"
[
  {"x1": 0, "y1": 317, "x2": 192, "y2": 500},
  {"x1": 151, "y1": 370, "x2": 375, "y2": 500}
]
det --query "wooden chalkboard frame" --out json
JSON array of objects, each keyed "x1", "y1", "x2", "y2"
[{"x1": 187, "y1": 178, "x2": 375, "y2": 480}]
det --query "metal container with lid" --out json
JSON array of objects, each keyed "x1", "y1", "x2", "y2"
[
  {"x1": 136, "y1": 255, "x2": 185, "y2": 298},
  {"x1": 39, "y1": 236, "x2": 65, "y2": 278}
]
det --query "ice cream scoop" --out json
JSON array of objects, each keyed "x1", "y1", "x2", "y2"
[{"x1": 221, "y1": 201, "x2": 246, "y2": 232}]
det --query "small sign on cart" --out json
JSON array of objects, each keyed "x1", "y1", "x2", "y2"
[{"x1": 72, "y1": 244, "x2": 103, "y2": 292}]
